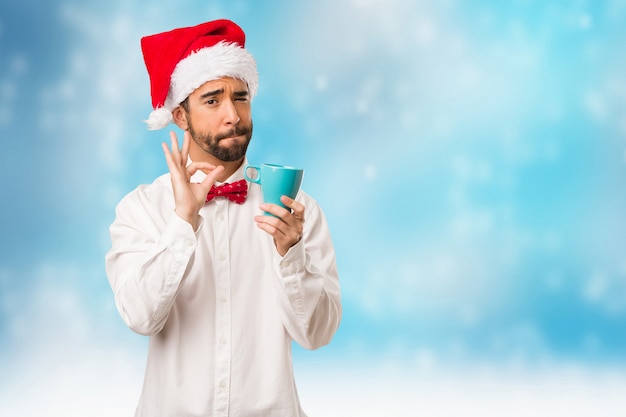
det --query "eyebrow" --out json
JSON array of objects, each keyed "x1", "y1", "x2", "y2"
[
  {"x1": 200, "y1": 88, "x2": 224, "y2": 99},
  {"x1": 199, "y1": 88, "x2": 249, "y2": 100}
]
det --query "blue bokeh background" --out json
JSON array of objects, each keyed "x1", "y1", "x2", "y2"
[{"x1": 1, "y1": 0, "x2": 625, "y2": 415}]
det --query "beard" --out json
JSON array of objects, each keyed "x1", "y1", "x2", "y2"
[{"x1": 188, "y1": 120, "x2": 253, "y2": 162}]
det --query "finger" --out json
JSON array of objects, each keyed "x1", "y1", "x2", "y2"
[
  {"x1": 169, "y1": 131, "x2": 181, "y2": 164},
  {"x1": 254, "y1": 216, "x2": 286, "y2": 238},
  {"x1": 198, "y1": 165, "x2": 225, "y2": 194},
  {"x1": 163, "y1": 142, "x2": 189, "y2": 187},
  {"x1": 259, "y1": 203, "x2": 291, "y2": 222},
  {"x1": 255, "y1": 214, "x2": 302, "y2": 257},
  {"x1": 181, "y1": 130, "x2": 191, "y2": 165},
  {"x1": 201, "y1": 164, "x2": 225, "y2": 185},
  {"x1": 255, "y1": 212, "x2": 284, "y2": 228},
  {"x1": 280, "y1": 196, "x2": 305, "y2": 220},
  {"x1": 185, "y1": 161, "x2": 217, "y2": 177},
  {"x1": 162, "y1": 142, "x2": 176, "y2": 171}
]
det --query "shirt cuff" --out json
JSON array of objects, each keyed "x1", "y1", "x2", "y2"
[
  {"x1": 277, "y1": 238, "x2": 306, "y2": 274},
  {"x1": 159, "y1": 212, "x2": 204, "y2": 254}
]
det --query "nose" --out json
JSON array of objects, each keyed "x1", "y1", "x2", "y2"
[{"x1": 223, "y1": 99, "x2": 240, "y2": 125}]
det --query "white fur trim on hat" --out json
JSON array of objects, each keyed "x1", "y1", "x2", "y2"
[
  {"x1": 145, "y1": 107, "x2": 174, "y2": 130},
  {"x1": 145, "y1": 42, "x2": 258, "y2": 130}
]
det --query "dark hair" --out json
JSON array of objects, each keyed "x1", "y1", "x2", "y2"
[{"x1": 180, "y1": 97, "x2": 190, "y2": 113}]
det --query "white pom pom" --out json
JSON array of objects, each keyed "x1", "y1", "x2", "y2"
[{"x1": 144, "y1": 107, "x2": 173, "y2": 130}]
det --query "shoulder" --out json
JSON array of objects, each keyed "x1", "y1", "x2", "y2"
[
  {"x1": 296, "y1": 190, "x2": 327, "y2": 224},
  {"x1": 115, "y1": 173, "x2": 173, "y2": 216},
  {"x1": 295, "y1": 189, "x2": 317, "y2": 208}
]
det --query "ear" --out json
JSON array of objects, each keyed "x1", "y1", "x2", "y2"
[{"x1": 172, "y1": 106, "x2": 189, "y2": 130}]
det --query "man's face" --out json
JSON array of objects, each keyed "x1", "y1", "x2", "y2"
[{"x1": 181, "y1": 77, "x2": 253, "y2": 162}]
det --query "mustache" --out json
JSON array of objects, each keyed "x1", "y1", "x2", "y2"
[{"x1": 215, "y1": 125, "x2": 251, "y2": 141}]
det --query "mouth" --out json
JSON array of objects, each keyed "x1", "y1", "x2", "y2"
[
  {"x1": 218, "y1": 128, "x2": 248, "y2": 141},
  {"x1": 218, "y1": 134, "x2": 242, "y2": 142}
]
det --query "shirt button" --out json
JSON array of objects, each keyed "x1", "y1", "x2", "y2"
[
  {"x1": 217, "y1": 214, "x2": 225, "y2": 222},
  {"x1": 220, "y1": 337, "x2": 227, "y2": 345},
  {"x1": 218, "y1": 254, "x2": 226, "y2": 261},
  {"x1": 219, "y1": 380, "x2": 227, "y2": 388},
  {"x1": 220, "y1": 296, "x2": 228, "y2": 303}
]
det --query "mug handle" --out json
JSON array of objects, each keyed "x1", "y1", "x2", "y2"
[{"x1": 243, "y1": 165, "x2": 261, "y2": 184}]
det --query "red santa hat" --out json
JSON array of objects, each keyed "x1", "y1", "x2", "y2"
[{"x1": 140, "y1": 19, "x2": 258, "y2": 130}]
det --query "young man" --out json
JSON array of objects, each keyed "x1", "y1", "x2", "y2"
[{"x1": 105, "y1": 19, "x2": 341, "y2": 417}]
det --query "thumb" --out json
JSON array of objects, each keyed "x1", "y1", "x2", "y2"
[{"x1": 199, "y1": 165, "x2": 225, "y2": 193}]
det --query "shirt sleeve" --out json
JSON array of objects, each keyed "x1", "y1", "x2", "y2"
[
  {"x1": 272, "y1": 197, "x2": 342, "y2": 350},
  {"x1": 105, "y1": 189, "x2": 200, "y2": 336}
]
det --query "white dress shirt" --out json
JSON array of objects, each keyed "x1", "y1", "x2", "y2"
[{"x1": 105, "y1": 160, "x2": 341, "y2": 417}]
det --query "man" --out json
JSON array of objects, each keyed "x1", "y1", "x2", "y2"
[{"x1": 105, "y1": 19, "x2": 341, "y2": 417}]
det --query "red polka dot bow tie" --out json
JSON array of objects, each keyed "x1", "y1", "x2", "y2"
[{"x1": 206, "y1": 179, "x2": 248, "y2": 205}]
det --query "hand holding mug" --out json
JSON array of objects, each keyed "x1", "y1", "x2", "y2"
[
  {"x1": 245, "y1": 164, "x2": 305, "y2": 256},
  {"x1": 244, "y1": 164, "x2": 304, "y2": 214}
]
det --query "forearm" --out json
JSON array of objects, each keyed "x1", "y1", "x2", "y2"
[
  {"x1": 273, "y1": 204, "x2": 342, "y2": 349},
  {"x1": 106, "y1": 212, "x2": 198, "y2": 335},
  {"x1": 278, "y1": 256, "x2": 342, "y2": 349}
]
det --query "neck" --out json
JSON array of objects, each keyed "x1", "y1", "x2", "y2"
[
  {"x1": 215, "y1": 159, "x2": 245, "y2": 182},
  {"x1": 189, "y1": 143, "x2": 244, "y2": 183}
]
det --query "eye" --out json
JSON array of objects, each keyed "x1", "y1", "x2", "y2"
[{"x1": 206, "y1": 99, "x2": 218, "y2": 105}]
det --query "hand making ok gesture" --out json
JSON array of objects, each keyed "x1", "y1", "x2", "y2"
[{"x1": 162, "y1": 130, "x2": 225, "y2": 230}]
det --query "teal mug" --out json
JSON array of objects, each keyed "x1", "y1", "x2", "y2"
[{"x1": 244, "y1": 164, "x2": 304, "y2": 215}]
